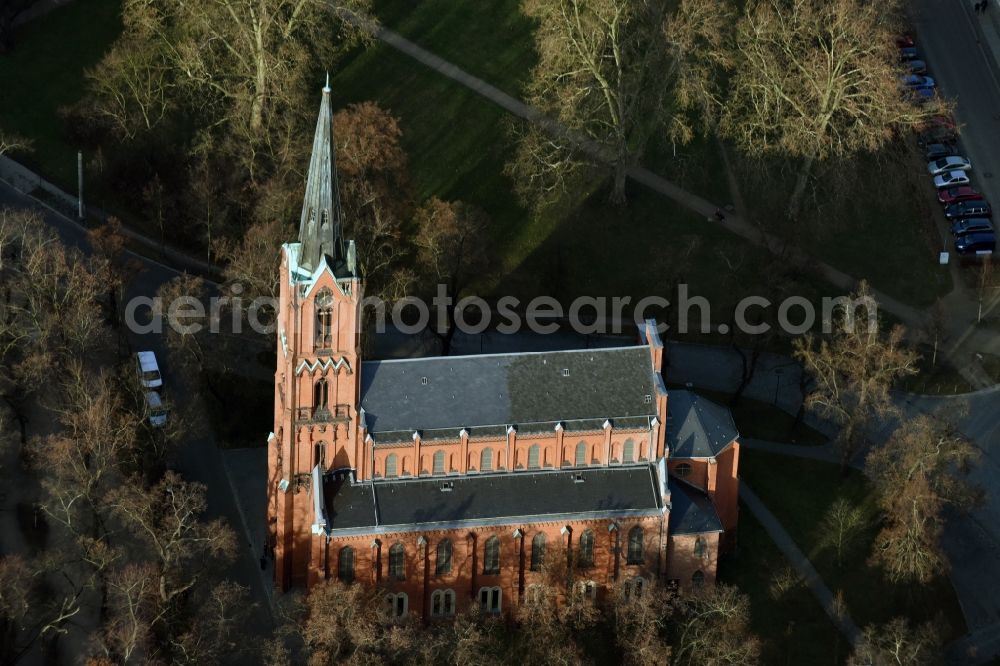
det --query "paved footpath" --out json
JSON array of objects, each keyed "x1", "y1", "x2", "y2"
[{"x1": 739, "y1": 483, "x2": 862, "y2": 646}]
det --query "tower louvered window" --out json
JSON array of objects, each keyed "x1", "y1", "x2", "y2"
[{"x1": 316, "y1": 289, "x2": 334, "y2": 347}]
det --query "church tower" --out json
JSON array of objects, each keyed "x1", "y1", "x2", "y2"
[{"x1": 268, "y1": 79, "x2": 364, "y2": 591}]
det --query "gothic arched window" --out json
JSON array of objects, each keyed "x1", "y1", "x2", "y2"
[
  {"x1": 436, "y1": 539, "x2": 452, "y2": 575},
  {"x1": 433, "y1": 450, "x2": 445, "y2": 475},
  {"x1": 527, "y1": 444, "x2": 540, "y2": 469},
  {"x1": 389, "y1": 543, "x2": 405, "y2": 580},
  {"x1": 530, "y1": 533, "x2": 546, "y2": 571},
  {"x1": 483, "y1": 536, "x2": 500, "y2": 575},
  {"x1": 575, "y1": 441, "x2": 587, "y2": 466},
  {"x1": 385, "y1": 454, "x2": 398, "y2": 478},
  {"x1": 578, "y1": 529, "x2": 595, "y2": 568},
  {"x1": 692, "y1": 570, "x2": 705, "y2": 587},
  {"x1": 338, "y1": 546, "x2": 354, "y2": 583},
  {"x1": 627, "y1": 526, "x2": 644, "y2": 565},
  {"x1": 480, "y1": 448, "x2": 493, "y2": 472},
  {"x1": 623, "y1": 438, "x2": 635, "y2": 463},
  {"x1": 694, "y1": 536, "x2": 707, "y2": 559}
]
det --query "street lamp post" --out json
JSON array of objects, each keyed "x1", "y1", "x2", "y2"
[{"x1": 773, "y1": 368, "x2": 783, "y2": 406}]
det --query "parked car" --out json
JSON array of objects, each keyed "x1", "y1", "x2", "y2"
[
  {"x1": 145, "y1": 391, "x2": 168, "y2": 428},
  {"x1": 928, "y1": 156, "x2": 972, "y2": 175},
  {"x1": 944, "y1": 200, "x2": 991, "y2": 220},
  {"x1": 954, "y1": 231, "x2": 996, "y2": 255},
  {"x1": 938, "y1": 186, "x2": 983, "y2": 205},
  {"x1": 901, "y1": 74, "x2": 935, "y2": 88},
  {"x1": 933, "y1": 171, "x2": 971, "y2": 188},
  {"x1": 914, "y1": 114, "x2": 957, "y2": 134},
  {"x1": 951, "y1": 218, "x2": 994, "y2": 237},
  {"x1": 899, "y1": 46, "x2": 919, "y2": 61},
  {"x1": 925, "y1": 143, "x2": 956, "y2": 161},
  {"x1": 918, "y1": 128, "x2": 959, "y2": 147},
  {"x1": 135, "y1": 351, "x2": 163, "y2": 390},
  {"x1": 896, "y1": 34, "x2": 915, "y2": 48},
  {"x1": 906, "y1": 60, "x2": 927, "y2": 75}
]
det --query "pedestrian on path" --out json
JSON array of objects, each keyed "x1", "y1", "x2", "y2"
[{"x1": 975, "y1": 1, "x2": 981, "y2": 12}]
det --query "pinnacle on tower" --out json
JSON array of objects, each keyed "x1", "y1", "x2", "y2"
[{"x1": 298, "y1": 80, "x2": 346, "y2": 274}]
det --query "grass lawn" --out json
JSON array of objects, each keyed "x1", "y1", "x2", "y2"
[
  {"x1": 669, "y1": 385, "x2": 829, "y2": 446},
  {"x1": 373, "y1": 0, "x2": 950, "y2": 309},
  {"x1": 0, "y1": 0, "x2": 122, "y2": 188},
  {"x1": 719, "y1": 508, "x2": 849, "y2": 665},
  {"x1": 739, "y1": 449, "x2": 967, "y2": 642},
  {"x1": 732, "y1": 148, "x2": 953, "y2": 309},
  {"x1": 332, "y1": 33, "x2": 851, "y2": 320}
]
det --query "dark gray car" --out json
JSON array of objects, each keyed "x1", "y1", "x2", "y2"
[{"x1": 951, "y1": 218, "x2": 994, "y2": 237}]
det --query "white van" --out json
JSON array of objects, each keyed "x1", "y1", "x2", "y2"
[
  {"x1": 136, "y1": 351, "x2": 163, "y2": 390},
  {"x1": 145, "y1": 391, "x2": 168, "y2": 428}
]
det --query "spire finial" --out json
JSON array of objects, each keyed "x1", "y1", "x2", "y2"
[{"x1": 297, "y1": 79, "x2": 346, "y2": 274}]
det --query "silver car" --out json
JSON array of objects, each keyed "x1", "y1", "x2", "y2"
[
  {"x1": 928, "y1": 156, "x2": 972, "y2": 175},
  {"x1": 933, "y1": 170, "x2": 971, "y2": 189}
]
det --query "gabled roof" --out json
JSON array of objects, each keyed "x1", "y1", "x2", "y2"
[
  {"x1": 666, "y1": 390, "x2": 738, "y2": 458},
  {"x1": 667, "y1": 477, "x2": 723, "y2": 535},
  {"x1": 322, "y1": 466, "x2": 663, "y2": 535},
  {"x1": 360, "y1": 346, "x2": 659, "y2": 436}
]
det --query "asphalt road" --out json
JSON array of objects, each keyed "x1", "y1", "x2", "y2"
[
  {"x1": 909, "y1": 2, "x2": 1000, "y2": 659},
  {"x1": 0, "y1": 180, "x2": 275, "y2": 646},
  {"x1": 911, "y1": 0, "x2": 1000, "y2": 214}
]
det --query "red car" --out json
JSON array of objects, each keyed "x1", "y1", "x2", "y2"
[
  {"x1": 896, "y1": 34, "x2": 915, "y2": 48},
  {"x1": 914, "y1": 114, "x2": 958, "y2": 134},
  {"x1": 938, "y1": 186, "x2": 984, "y2": 205}
]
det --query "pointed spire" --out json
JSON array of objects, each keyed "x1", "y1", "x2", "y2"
[{"x1": 298, "y1": 80, "x2": 346, "y2": 274}]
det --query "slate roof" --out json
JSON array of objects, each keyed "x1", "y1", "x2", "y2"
[
  {"x1": 667, "y1": 477, "x2": 723, "y2": 535},
  {"x1": 666, "y1": 390, "x2": 739, "y2": 459},
  {"x1": 360, "y1": 346, "x2": 659, "y2": 437},
  {"x1": 322, "y1": 465, "x2": 663, "y2": 535}
]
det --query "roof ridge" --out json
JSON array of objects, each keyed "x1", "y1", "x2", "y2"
[{"x1": 363, "y1": 343, "x2": 648, "y2": 366}]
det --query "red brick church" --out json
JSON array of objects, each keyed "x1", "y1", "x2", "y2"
[{"x1": 267, "y1": 83, "x2": 741, "y2": 619}]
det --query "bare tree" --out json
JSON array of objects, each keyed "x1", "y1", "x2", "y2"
[
  {"x1": 334, "y1": 102, "x2": 415, "y2": 298},
  {"x1": 510, "y1": 0, "x2": 731, "y2": 204},
  {"x1": 723, "y1": 0, "x2": 950, "y2": 217},
  {"x1": 847, "y1": 617, "x2": 941, "y2": 666},
  {"x1": 793, "y1": 281, "x2": 919, "y2": 468},
  {"x1": 83, "y1": 3, "x2": 175, "y2": 140},
  {"x1": 865, "y1": 414, "x2": 979, "y2": 584},
  {"x1": 413, "y1": 198, "x2": 492, "y2": 355},
  {"x1": 106, "y1": 472, "x2": 237, "y2": 606},
  {"x1": 818, "y1": 497, "x2": 867, "y2": 568},
  {"x1": 89, "y1": 0, "x2": 370, "y2": 176},
  {"x1": 213, "y1": 218, "x2": 293, "y2": 307},
  {"x1": 30, "y1": 364, "x2": 141, "y2": 534},
  {"x1": 0, "y1": 130, "x2": 32, "y2": 156},
  {"x1": 672, "y1": 584, "x2": 761, "y2": 666},
  {"x1": 608, "y1": 581, "x2": 673, "y2": 666}
]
